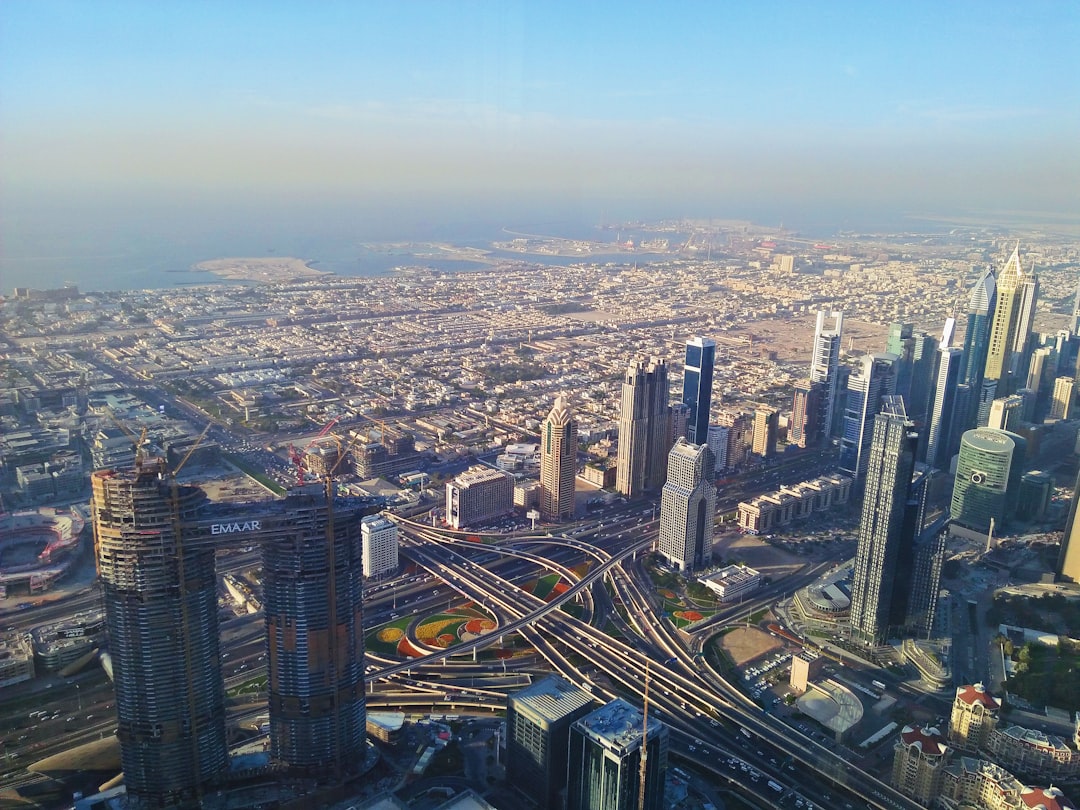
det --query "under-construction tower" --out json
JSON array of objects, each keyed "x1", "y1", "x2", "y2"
[
  {"x1": 92, "y1": 459, "x2": 227, "y2": 808},
  {"x1": 263, "y1": 487, "x2": 367, "y2": 776}
]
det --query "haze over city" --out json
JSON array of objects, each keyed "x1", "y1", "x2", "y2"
[
  {"x1": 3, "y1": 1, "x2": 1080, "y2": 291},
  {"x1": 4, "y1": 5, "x2": 1080, "y2": 810}
]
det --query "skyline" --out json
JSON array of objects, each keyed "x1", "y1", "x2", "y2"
[{"x1": 2, "y1": 1, "x2": 1079, "y2": 270}]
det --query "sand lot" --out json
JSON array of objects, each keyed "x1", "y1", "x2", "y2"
[{"x1": 717, "y1": 625, "x2": 783, "y2": 667}]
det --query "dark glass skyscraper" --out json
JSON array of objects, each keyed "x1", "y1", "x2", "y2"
[
  {"x1": 839, "y1": 353, "x2": 898, "y2": 482},
  {"x1": 849, "y1": 398, "x2": 937, "y2": 646},
  {"x1": 681, "y1": 336, "x2": 715, "y2": 444},
  {"x1": 506, "y1": 676, "x2": 595, "y2": 810},
  {"x1": 959, "y1": 267, "x2": 997, "y2": 427},
  {"x1": 567, "y1": 699, "x2": 668, "y2": 810},
  {"x1": 617, "y1": 357, "x2": 670, "y2": 498}
]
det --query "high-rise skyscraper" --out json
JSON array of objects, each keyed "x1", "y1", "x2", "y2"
[
  {"x1": 950, "y1": 429, "x2": 1027, "y2": 534},
  {"x1": 986, "y1": 395, "x2": 1025, "y2": 432},
  {"x1": 790, "y1": 380, "x2": 824, "y2": 449},
  {"x1": 262, "y1": 490, "x2": 367, "y2": 777},
  {"x1": 810, "y1": 311, "x2": 844, "y2": 441},
  {"x1": 93, "y1": 460, "x2": 228, "y2": 807},
  {"x1": 540, "y1": 395, "x2": 578, "y2": 522},
  {"x1": 1072, "y1": 279, "x2": 1080, "y2": 335},
  {"x1": 925, "y1": 346, "x2": 964, "y2": 470},
  {"x1": 751, "y1": 407, "x2": 778, "y2": 458},
  {"x1": 616, "y1": 357, "x2": 670, "y2": 498},
  {"x1": 506, "y1": 675, "x2": 595, "y2": 810},
  {"x1": 959, "y1": 267, "x2": 997, "y2": 429},
  {"x1": 657, "y1": 439, "x2": 716, "y2": 573},
  {"x1": 566, "y1": 699, "x2": 669, "y2": 810},
  {"x1": 706, "y1": 424, "x2": 729, "y2": 475},
  {"x1": 92, "y1": 461, "x2": 371, "y2": 804},
  {"x1": 1051, "y1": 376, "x2": 1076, "y2": 420},
  {"x1": 984, "y1": 244, "x2": 1029, "y2": 390},
  {"x1": 681, "y1": 336, "x2": 715, "y2": 444},
  {"x1": 1057, "y1": 469, "x2": 1080, "y2": 583},
  {"x1": 839, "y1": 353, "x2": 898, "y2": 482},
  {"x1": 1008, "y1": 266, "x2": 1039, "y2": 380},
  {"x1": 848, "y1": 398, "x2": 938, "y2": 645},
  {"x1": 361, "y1": 514, "x2": 398, "y2": 578},
  {"x1": 924, "y1": 318, "x2": 962, "y2": 470}
]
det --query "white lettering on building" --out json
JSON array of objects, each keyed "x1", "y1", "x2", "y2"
[{"x1": 210, "y1": 521, "x2": 262, "y2": 535}]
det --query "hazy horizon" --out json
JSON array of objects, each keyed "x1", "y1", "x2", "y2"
[{"x1": 2, "y1": 2, "x2": 1078, "y2": 290}]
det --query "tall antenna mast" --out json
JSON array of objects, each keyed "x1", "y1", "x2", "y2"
[{"x1": 638, "y1": 661, "x2": 650, "y2": 810}]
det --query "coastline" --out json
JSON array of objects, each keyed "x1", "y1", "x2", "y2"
[{"x1": 190, "y1": 257, "x2": 333, "y2": 284}]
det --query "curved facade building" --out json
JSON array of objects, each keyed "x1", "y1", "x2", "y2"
[
  {"x1": 950, "y1": 429, "x2": 1026, "y2": 533},
  {"x1": 92, "y1": 460, "x2": 227, "y2": 808},
  {"x1": 539, "y1": 396, "x2": 577, "y2": 522},
  {"x1": 263, "y1": 490, "x2": 366, "y2": 777}
]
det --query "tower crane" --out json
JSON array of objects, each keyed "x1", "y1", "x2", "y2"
[{"x1": 287, "y1": 416, "x2": 340, "y2": 487}]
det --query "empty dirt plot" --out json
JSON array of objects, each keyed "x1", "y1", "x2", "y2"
[{"x1": 716, "y1": 625, "x2": 783, "y2": 668}]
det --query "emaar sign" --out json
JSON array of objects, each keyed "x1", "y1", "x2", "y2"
[{"x1": 210, "y1": 521, "x2": 261, "y2": 535}]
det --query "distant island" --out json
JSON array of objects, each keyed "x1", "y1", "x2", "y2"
[{"x1": 191, "y1": 257, "x2": 332, "y2": 283}]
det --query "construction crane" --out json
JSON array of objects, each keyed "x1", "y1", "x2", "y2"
[
  {"x1": 638, "y1": 661, "x2": 650, "y2": 810},
  {"x1": 287, "y1": 416, "x2": 340, "y2": 487}
]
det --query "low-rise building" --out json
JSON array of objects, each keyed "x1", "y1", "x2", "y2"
[{"x1": 700, "y1": 564, "x2": 761, "y2": 602}]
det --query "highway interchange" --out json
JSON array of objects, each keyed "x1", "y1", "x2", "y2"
[{"x1": 0, "y1": 464, "x2": 926, "y2": 810}]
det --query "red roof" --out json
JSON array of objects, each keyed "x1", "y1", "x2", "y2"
[
  {"x1": 956, "y1": 683, "x2": 1000, "y2": 710},
  {"x1": 900, "y1": 725, "x2": 948, "y2": 756},
  {"x1": 1020, "y1": 786, "x2": 1076, "y2": 810}
]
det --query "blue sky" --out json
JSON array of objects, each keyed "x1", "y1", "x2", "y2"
[{"x1": 2, "y1": 1, "x2": 1078, "y2": 229}]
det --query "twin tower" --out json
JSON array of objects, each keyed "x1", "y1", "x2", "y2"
[{"x1": 92, "y1": 459, "x2": 370, "y2": 808}]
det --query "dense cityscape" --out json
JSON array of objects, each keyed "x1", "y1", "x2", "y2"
[{"x1": 2, "y1": 219, "x2": 1079, "y2": 810}]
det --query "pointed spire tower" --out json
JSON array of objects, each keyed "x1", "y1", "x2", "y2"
[
  {"x1": 983, "y1": 243, "x2": 1027, "y2": 386},
  {"x1": 539, "y1": 395, "x2": 578, "y2": 522}
]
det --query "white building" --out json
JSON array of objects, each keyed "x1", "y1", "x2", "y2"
[
  {"x1": 701, "y1": 564, "x2": 761, "y2": 602},
  {"x1": 361, "y1": 514, "x2": 398, "y2": 578},
  {"x1": 657, "y1": 439, "x2": 715, "y2": 573},
  {"x1": 445, "y1": 466, "x2": 514, "y2": 529}
]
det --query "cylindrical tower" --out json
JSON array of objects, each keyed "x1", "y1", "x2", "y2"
[
  {"x1": 92, "y1": 459, "x2": 226, "y2": 808},
  {"x1": 950, "y1": 429, "x2": 1026, "y2": 533},
  {"x1": 263, "y1": 490, "x2": 366, "y2": 776}
]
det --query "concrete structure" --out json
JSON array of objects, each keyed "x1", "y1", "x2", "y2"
[
  {"x1": 1051, "y1": 376, "x2": 1075, "y2": 420},
  {"x1": 949, "y1": 683, "x2": 1001, "y2": 751},
  {"x1": 950, "y1": 428, "x2": 1026, "y2": 534},
  {"x1": 657, "y1": 439, "x2": 715, "y2": 573},
  {"x1": 706, "y1": 424, "x2": 729, "y2": 474},
  {"x1": 988, "y1": 395, "x2": 1026, "y2": 432},
  {"x1": 986, "y1": 724, "x2": 1080, "y2": 783},
  {"x1": 539, "y1": 396, "x2": 578, "y2": 522},
  {"x1": 506, "y1": 675, "x2": 595, "y2": 810},
  {"x1": 566, "y1": 698, "x2": 669, "y2": 810},
  {"x1": 701, "y1": 564, "x2": 761, "y2": 602},
  {"x1": 736, "y1": 474, "x2": 851, "y2": 534},
  {"x1": 616, "y1": 357, "x2": 670, "y2": 498},
  {"x1": 810, "y1": 310, "x2": 844, "y2": 441},
  {"x1": 361, "y1": 514, "x2": 398, "y2": 578},
  {"x1": 839, "y1": 353, "x2": 898, "y2": 482},
  {"x1": 891, "y1": 725, "x2": 950, "y2": 806},
  {"x1": 681, "y1": 337, "x2": 715, "y2": 444},
  {"x1": 93, "y1": 460, "x2": 228, "y2": 807},
  {"x1": 92, "y1": 460, "x2": 375, "y2": 804},
  {"x1": 788, "y1": 650, "x2": 824, "y2": 694},
  {"x1": 751, "y1": 407, "x2": 778, "y2": 458},
  {"x1": 789, "y1": 380, "x2": 824, "y2": 449},
  {"x1": 445, "y1": 466, "x2": 514, "y2": 529},
  {"x1": 938, "y1": 757, "x2": 1075, "y2": 810},
  {"x1": 0, "y1": 632, "x2": 35, "y2": 687},
  {"x1": 849, "y1": 398, "x2": 940, "y2": 645}
]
